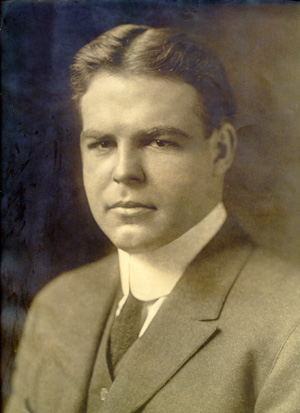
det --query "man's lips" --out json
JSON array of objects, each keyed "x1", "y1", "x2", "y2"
[
  {"x1": 107, "y1": 201, "x2": 156, "y2": 217},
  {"x1": 108, "y1": 201, "x2": 156, "y2": 210}
]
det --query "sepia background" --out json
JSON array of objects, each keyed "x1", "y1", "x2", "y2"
[{"x1": 2, "y1": 0, "x2": 300, "y2": 406}]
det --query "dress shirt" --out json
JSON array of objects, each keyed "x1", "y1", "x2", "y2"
[{"x1": 117, "y1": 202, "x2": 227, "y2": 336}]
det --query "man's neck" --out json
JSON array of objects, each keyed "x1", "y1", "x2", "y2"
[{"x1": 118, "y1": 202, "x2": 227, "y2": 301}]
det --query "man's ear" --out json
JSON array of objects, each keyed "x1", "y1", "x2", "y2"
[{"x1": 210, "y1": 123, "x2": 237, "y2": 176}]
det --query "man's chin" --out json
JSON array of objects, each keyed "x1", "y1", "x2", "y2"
[{"x1": 104, "y1": 227, "x2": 169, "y2": 254}]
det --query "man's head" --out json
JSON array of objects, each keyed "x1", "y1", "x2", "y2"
[{"x1": 71, "y1": 25, "x2": 237, "y2": 253}]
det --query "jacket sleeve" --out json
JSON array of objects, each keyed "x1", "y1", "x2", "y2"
[
  {"x1": 5, "y1": 298, "x2": 41, "y2": 413},
  {"x1": 254, "y1": 321, "x2": 300, "y2": 413}
]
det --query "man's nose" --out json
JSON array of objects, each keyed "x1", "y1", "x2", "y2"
[{"x1": 112, "y1": 147, "x2": 145, "y2": 184}]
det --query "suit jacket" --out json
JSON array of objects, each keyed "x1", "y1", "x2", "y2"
[{"x1": 6, "y1": 220, "x2": 300, "y2": 412}]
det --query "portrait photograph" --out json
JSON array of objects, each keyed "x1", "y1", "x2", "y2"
[{"x1": 2, "y1": 1, "x2": 300, "y2": 411}]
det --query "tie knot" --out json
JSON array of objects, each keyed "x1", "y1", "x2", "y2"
[{"x1": 123, "y1": 292, "x2": 144, "y2": 314}]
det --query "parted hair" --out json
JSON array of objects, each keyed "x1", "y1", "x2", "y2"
[{"x1": 70, "y1": 24, "x2": 235, "y2": 137}]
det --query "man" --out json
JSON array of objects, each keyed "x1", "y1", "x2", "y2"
[{"x1": 6, "y1": 24, "x2": 300, "y2": 412}]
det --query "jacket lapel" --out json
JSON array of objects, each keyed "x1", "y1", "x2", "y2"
[
  {"x1": 100, "y1": 219, "x2": 254, "y2": 413},
  {"x1": 51, "y1": 254, "x2": 120, "y2": 412}
]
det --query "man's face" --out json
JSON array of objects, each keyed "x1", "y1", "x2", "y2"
[{"x1": 80, "y1": 73, "x2": 221, "y2": 253}]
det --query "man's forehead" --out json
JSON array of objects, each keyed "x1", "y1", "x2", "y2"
[
  {"x1": 80, "y1": 72, "x2": 205, "y2": 131},
  {"x1": 82, "y1": 72, "x2": 200, "y2": 105}
]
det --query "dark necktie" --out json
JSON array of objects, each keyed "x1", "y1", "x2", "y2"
[{"x1": 109, "y1": 292, "x2": 144, "y2": 370}]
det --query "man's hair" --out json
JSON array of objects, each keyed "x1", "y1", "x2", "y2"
[{"x1": 70, "y1": 24, "x2": 235, "y2": 137}]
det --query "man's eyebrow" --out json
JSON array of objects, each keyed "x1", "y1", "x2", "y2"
[
  {"x1": 80, "y1": 130, "x2": 112, "y2": 140},
  {"x1": 141, "y1": 127, "x2": 191, "y2": 140},
  {"x1": 80, "y1": 127, "x2": 191, "y2": 141}
]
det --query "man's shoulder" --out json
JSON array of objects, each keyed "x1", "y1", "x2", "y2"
[
  {"x1": 33, "y1": 252, "x2": 119, "y2": 309},
  {"x1": 246, "y1": 247, "x2": 300, "y2": 284},
  {"x1": 216, "y1": 217, "x2": 300, "y2": 298},
  {"x1": 237, "y1": 247, "x2": 300, "y2": 316}
]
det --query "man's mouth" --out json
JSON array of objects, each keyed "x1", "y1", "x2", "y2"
[
  {"x1": 109, "y1": 201, "x2": 155, "y2": 209},
  {"x1": 108, "y1": 201, "x2": 156, "y2": 217}
]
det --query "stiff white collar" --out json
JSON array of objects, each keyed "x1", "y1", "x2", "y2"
[{"x1": 118, "y1": 202, "x2": 227, "y2": 301}]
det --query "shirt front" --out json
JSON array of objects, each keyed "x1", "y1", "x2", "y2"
[{"x1": 117, "y1": 202, "x2": 227, "y2": 336}]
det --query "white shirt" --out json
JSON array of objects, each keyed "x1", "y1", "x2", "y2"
[{"x1": 117, "y1": 202, "x2": 227, "y2": 336}]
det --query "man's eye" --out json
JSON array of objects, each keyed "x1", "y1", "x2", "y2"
[
  {"x1": 99, "y1": 141, "x2": 116, "y2": 148},
  {"x1": 149, "y1": 139, "x2": 176, "y2": 148},
  {"x1": 88, "y1": 141, "x2": 116, "y2": 150}
]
